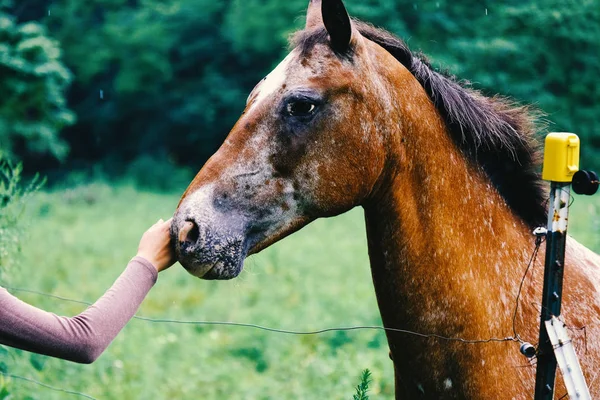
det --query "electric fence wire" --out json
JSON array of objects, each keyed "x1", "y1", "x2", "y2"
[
  {"x1": 0, "y1": 281, "x2": 525, "y2": 399},
  {"x1": 2, "y1": 285, "x2": 519, "y2": 344},
  {"x1": 0, "y1": 209, "x2": 569, "y2": 398},
  {"x1": 0, "y1": 370, "x2": 98, "y2": 400},
  {"x1": 511, "y1": 233, "x2": 545, "y2": 343},
  {"x1": 0, "y1": 287, "x2": 520, "y2": 400},
  {"x1": 5, "y1": 232, "x2": 553, "y2": 344},
  {"x1": 0, "y1": 236, "x2": 553, "y2": 398}
]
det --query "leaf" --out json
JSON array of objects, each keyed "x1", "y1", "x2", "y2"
[
  {"x1": 352, "y1": 369, "x2": 372, "y2": 400},
  {"x1": 29, "y1": 354, "x2": 46, "y2": 372}
]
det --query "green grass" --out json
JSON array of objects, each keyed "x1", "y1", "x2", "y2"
[
  {"x1": 570, "y1": 193, "x2": 600, "y2": 252},
  {"x1": 1, "y1": 183, "x2": 392, "y2": 399},
  {"x1": 1, "y1": 183, "x2": 598, "y2": 400}
]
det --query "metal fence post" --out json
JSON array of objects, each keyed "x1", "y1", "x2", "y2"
[{"x1": 533, "y1": 132, "x2": 580, "y2": 399}]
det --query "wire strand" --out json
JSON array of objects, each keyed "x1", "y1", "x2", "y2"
[
  {"x1": 133, "y1": 315, "x2": 518, "y2": 344},
  {"x1": 0, "y1": 370, "x2": 97, "y2": 400},
  {"x1": 3, "y1": 285, "x2": 517, "y2": 344},
  {"x1": 511, "y1": 234, "x2": 544, "y2": 342}
]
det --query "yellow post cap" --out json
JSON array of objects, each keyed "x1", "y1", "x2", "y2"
[{"x1": 542, "y1": 132, "x2": 580, "y2": 182}]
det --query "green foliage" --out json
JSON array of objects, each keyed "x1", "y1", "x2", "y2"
[
  {"x1": 0, "y1": 5, "x2": 75, "y2": 162},
  {"x1": 570, "y1": 194, "x2": 600, "y2": 252},
  {"x1": 1, "y1": 182, "x2": 597, "y2": 398},
  {"x1": 2, "y1": 0, "x2": 598, "y2": 176},
  {"x1": 0, "y1": 344, "x2": 10, "y2": 399},
  {"x1": 124, "y1": 154, "x2": 193, "y2": 192},
  {"x1": 0, "y1": 153, "x2": 44, "y2": 399},
  {"x1": 449, "y1": 1, "x2": 600, "y2": 170},
  {"x1": 4, "y1": 184, "x2": 394, "y2": 399},
  {"x1": 0, "y1": 154, "x2": 44, "y2": 276},
  {"x1": 362, "y1": 0, "x2": 600, "y2": 170},
  {"x1": 353, "y1": 369, "x2": 372, "y2": 400},
  {"x1": 35, "y1": 0, "x2": 307, "y2": 171}
]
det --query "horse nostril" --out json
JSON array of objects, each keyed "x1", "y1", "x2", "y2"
[{"x1": 179, "y1": 220, "x2": 200, "y2": 246}]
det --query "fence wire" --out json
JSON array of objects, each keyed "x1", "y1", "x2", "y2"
[
  {"x1": 3, "y1": 285, "x2": 519, "y2": 344},
  {"x1": 0, "y1": 370, "x2": 98, "y2": 400},
  {"x1": 1, "y1": 235, "x2": 583, "y2": 398},
  {"x1": 1, "y1": 280, "x2": 524, "y2": 399}
]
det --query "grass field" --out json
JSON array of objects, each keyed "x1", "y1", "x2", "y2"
[{"x1": 1, "y1": 182, "x2": 598, "y2": 399}]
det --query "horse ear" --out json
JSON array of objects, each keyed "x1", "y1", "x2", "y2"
[
  {"x1": 306, "y1": 0, "x2": 353, "y2": 53},
  {"x1": 321, "y1": 0, "x2": 352, "y2": 53},
  {"x1": 306, "y1": 0, "x2": 323, "y2": 29}
]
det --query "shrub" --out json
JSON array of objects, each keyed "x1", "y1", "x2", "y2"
[
  {"x1": 352, "y1": 369, "x2": 372, "y2": 400},
  {"x1": 0, "y1": 153, "x2": 44, "y2": 398},
  {"x1": 125, "y1": 154, "x2": 193, "y2": 192},
  {"x1": 0, "y1": 154, "x2": 44, "y2": 278},
  {"x1": 0, "y1": 2, "x2": 75, "y2": 162}
]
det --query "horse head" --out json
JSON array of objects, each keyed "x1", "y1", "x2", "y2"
[{"x1": 171, "y1": 0, "x2": 398, "y2": 279}]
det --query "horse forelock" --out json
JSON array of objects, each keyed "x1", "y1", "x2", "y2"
[{"x1": 291, "y1": 21, "x2": 547, "y2": 228}]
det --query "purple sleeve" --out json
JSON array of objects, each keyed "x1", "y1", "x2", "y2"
[{"x1": 0, "y1": 256, "x2": 158, "y2": 364}]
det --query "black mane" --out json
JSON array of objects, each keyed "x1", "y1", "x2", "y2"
[{"x1": 292, "y1": 22, "x2": 547, "y2": 227}]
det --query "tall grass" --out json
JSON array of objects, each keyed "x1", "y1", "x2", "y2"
[
  {"x1": 2, "y1": 182, "x2": 392, "y2": 399},
  {"x1": 0, "y1": 157, "x2": 44, "y2": 280},
  {"x1": 353, "y1": 369, "x2": 373, "y2": 400},
  {"x1": 0, "y1": 156, "x2": 45, "y2": 398},
  {"x1": 1, "y1": 180, "x2": 598, "y2": 399}
]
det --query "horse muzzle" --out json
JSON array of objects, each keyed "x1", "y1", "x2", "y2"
[{"x1": 171, "y1": 196, "x2": 248, "y2": 280}]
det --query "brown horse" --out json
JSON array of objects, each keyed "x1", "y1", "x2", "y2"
[{"x1": 171, "y1": 0, "x2": 600, "y2": 398}]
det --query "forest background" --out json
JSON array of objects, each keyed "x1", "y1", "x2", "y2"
[{"x1": 1, "y1": 0, "x2": 599, "y2": 179}]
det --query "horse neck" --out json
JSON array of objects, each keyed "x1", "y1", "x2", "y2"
[{"x1": 362, "y1": 87, "x2": 538, "y2": 341}]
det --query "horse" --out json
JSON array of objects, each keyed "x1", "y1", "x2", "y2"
[{"x1": 171, "y1": 0, "x2": 600, "y2": 398}]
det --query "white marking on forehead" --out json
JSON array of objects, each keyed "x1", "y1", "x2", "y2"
[{"x1": 248, "y1": 50, "x2": 297, "y2": 112}]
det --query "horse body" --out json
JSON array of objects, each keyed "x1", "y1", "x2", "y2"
[
  {"x1": 362, "y1": 101, "x2": 600, "y2": 396},
  {"x1": 171, "y1": 0, "x2": 600, "y2": 397}
]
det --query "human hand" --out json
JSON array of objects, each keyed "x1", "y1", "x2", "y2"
[{"x1": 136, "y1": 218, "x2": 176, "y2": 272}]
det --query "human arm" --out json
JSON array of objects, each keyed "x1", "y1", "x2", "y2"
[
  {"x1": 0, "y1": 219, "x2": 175, "y2": 363},
  {"x1": 0, "y1": 257, "x2": 156, "y2": 363}
]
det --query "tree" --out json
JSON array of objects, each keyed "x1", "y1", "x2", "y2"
[
  {"x1": 353, "y1": 0, "x2": 600, "y2": 169},
  {"x1": 3, "y1": 0, "x2": 599, "y2": 173},
  {"x1": 33, "y1": 0, "x2": 307, "y2": 172},
  {"x1": 0, "y1": 0, "x2": 75, "y2": 164}
]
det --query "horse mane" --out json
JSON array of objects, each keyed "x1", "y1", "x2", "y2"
[{"x1": 292, "y1": 21, "x2": 547, "y2": 228}]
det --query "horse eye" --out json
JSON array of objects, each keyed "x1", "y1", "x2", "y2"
[{"x1": 286, "y1": 101, "x2": 316, "y2": 117}]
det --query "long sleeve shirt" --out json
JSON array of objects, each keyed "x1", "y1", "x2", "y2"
[{"x1": 0, "y1": 256, "x2": 157, "y2": 363}]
